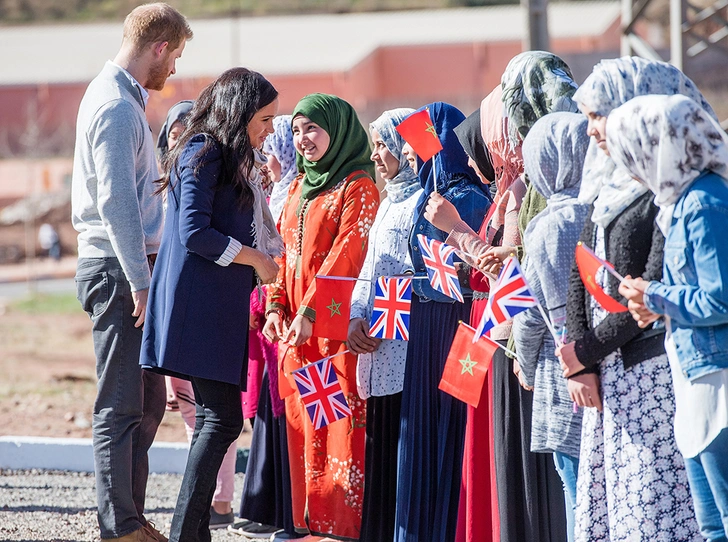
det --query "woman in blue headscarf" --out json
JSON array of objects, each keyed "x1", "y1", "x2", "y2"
[{"x1": 394, "y1": 102, "x2": 491, "y2": 542}]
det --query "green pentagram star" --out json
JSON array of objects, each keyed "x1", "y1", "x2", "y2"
[
  {"x1": 327, "y1": 298, "x2": 342, "y2": 318},
  {"x1": 459, "y1": 353, "x2": 477, "y2": 376}
]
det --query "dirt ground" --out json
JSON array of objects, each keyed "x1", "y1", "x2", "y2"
[{"x1": 0, "y1": 296, "x2": 252, "y2": 447}]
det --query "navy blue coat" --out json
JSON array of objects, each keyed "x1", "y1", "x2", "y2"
[{"x1": 140, "y1": 134, "x2": 255, "y2": 388}]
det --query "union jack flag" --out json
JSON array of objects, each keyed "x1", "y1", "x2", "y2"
[
  {"x1": 475, "y1": 256, "x2": 538, "y2": 338},
  {"x1": 369, "y1": 276, "x2": 412, "y2": 341},
  {"x1": 417, "y1": 234, "x2": 463, "y2": 303},
  {"x1": 292, "y1": 357, "x2": 352, "y2": 430}
]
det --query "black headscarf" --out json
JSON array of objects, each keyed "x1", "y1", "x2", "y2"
[
  {"x1": 156, "y1": 100, "x2": 194, "y2": 158},
  {"x1": 454, "y1": 109, "x2": 495, "y2": 186}
]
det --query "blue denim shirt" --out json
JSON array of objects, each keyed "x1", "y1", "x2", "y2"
[
  {"x1": 409, "y1": 178, "x2": 491, "y2": 303},
  {"x1": 644, "y1": 172, "x2": 728, "y2": 380}
]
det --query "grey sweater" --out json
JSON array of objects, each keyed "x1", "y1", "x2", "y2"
[{"x1": 71, "y1": 61, "x2": 163, "y2": 291}]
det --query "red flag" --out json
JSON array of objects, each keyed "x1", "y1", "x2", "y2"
[
  {"x1": 439, "y1": 322, "x2": 499, "y2": 408},
  {"x1": 575, "y1": 242, "x2": 628, "y2": 313},
  {"x1": 313, "y1": 277, "x2": 356, "y2": 341},
  {"x1": 395, "y1": 109, "x2": 443, "y2": 161}
]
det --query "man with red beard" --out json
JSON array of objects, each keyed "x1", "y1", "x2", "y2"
[{"x1": 71, "y1": 4, "x2": 192, "y2": 541}]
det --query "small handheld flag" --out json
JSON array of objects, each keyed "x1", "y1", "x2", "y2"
[
  {"x1": 313, "y1": 276, "x2": 357, "y2": 341},
  {"x1": 395, "y1": 109, "x2": 443, "y2": 162},
  {"x1": 417, "y1": 235, "x2": 464, "y2": 303},
  {"x1": 292, "y1": 356, "x2": 352, "y2": 430},
  {"x1": 439, "y1": 322, "x2": 499, "y2": 408},
  {"x1": 575, "y1": 242, "x2": 628, "y2": 314},
  {"x1": 475, "y1": 255, "x2": 538, "y2": 338},
  {"x1": 369, "y1": 276, "x2": 412, "y2": 341}
]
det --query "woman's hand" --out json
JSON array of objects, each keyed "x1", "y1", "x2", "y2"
[
  {"x1": 347, "y1": 318, "x2": 382, "y2": 355},
  {"x1": 254, "y1": 252, "x2": 279, "y2": 284},
  {"x1": 618, "y1": 275, "x2": 661, "y2": 328},
  {"x1": 424, "y1": 192, "x2": 462, "y2": 233},
  {"x1": 282, "y1": 314, "x2": 313, "y2": 347},
  {"x1": 567, "y1": 372, "x2": 603, "y2": 411},
  {"x1": 556, "y1": 341, "x2": 586, "y2": 378},
  {"x1": 512, "y1": 359, "x2": 534, "y2": 391},
  {"x1": 263, "y1": 311, "x2": 286, "y2": 343}
]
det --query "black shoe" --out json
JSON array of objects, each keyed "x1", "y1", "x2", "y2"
[
  {"x1": 208, "y1": 507, "x2": 234, "y2": 530},
  {"x1": 233, "y1": 522, "x2": 278, "y2": 538}
]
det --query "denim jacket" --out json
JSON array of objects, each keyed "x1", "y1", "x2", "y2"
[
  {"x1": 644, "y1": 172, "x2": 728, "y2": 380},
  {"x1": 409, "y1": 177, "x2": 491, "y2": 303}
]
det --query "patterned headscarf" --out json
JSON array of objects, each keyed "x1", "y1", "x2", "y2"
[
  {"x1": 369, "y1": 108, "x2": 420, "y2": 203},
  {"x1": 500, "y1": 51, "x2": 579, "y2": 148},
  {"x1": 411, "y1": 102, "x2": 478, "y2": 200},
  {"x1": 264, "y1": 115, "x2": 297, "y2": 224},
  {"x1": 523, "y1": 112, "x2": 591, "y2": 311},
  {"x1": 573, "y1": 56, "x2": 717, "y2": 227},
  {"x1": 454, "y1": 109, "x2": 495, "y2": 185},
  {"x1": 607, "y1": 94, "x2": 728, "y2": 233},
  {"x1": 292, "y1": 93, "x2": 374, "y2": 200}
]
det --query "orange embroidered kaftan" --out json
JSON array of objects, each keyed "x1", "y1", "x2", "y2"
[{"x1": 268, "y1": 170, "x2": 379, "y2": 540}]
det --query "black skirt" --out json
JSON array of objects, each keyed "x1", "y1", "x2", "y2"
[
  {"x1": 359, "y1": 392, "x2": 403, "y2": 542},
  {"x1": 492, "y1": 350, "x2": 567, "y2": 542},
  {"x1": 238, "y1": 371, "x2": 296, "y2": 534}
]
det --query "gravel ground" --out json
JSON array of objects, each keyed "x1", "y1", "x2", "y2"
[{"x1": 0, "y1": 469, "x2": 260, "y2": 542}]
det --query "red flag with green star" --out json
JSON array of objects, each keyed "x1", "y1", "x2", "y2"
[
  {"x1": 575, "y1": 242, "x2": 628, "y2": 313},
  {"x1": 313, "y1": 276, "x2": 357, "y2": 342},
  {"x1": 439, "y1": 322, "x2": 498, "y2": 408},
  {"x1": 396, "y1": 109, "x2": 443, "y2": 161}
]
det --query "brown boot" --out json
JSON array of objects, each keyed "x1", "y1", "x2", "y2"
[
  {"x1": 141, "y1": 521, "x2": 168, "y2": 542},
  {"x1": 104, "y1": 526, "x2": 157, "y2": 542}
]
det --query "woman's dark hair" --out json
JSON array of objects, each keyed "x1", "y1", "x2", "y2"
[{"x1": 158, "y1": 68, "x2": 278, "y2": 206}]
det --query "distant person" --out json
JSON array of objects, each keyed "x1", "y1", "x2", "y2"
[
  {"x1": 71, "y1": 4, "x2": 192, "y2": 542},
  {"x1": 38, "y1": 223, "x2": 61, "y2": 261}
]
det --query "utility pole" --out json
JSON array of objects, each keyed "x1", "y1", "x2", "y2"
[{"x1": 523, "y1": 0, "x2": 550, "y2": 51}]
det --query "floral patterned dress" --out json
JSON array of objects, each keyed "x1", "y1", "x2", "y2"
[
  {"x1": 574, "y1": 226, "x2": 700, "y2": 542},
  {"x1": 268, "y1": 170, "x2": 379, "y2": 540}
]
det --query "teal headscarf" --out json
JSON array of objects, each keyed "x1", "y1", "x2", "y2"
[{"x1": 292, "y1": 93, "x2": 375, "y2": 200}]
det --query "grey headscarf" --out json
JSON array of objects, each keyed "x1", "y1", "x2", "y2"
[
  {"x1": 607, "y1": 94, "x2": 728, "y2": 233},
  {"x1": 156, "y1": 100, "x2": 194, "y2": 157},
  {"x1": 523, "y1": 112, "x2": 591, "y2": 312},
  {"x1": 264, "y1": 115, "x2": 298, "y2": 224},
  {"x1": 500, "y1": 51, "x2": 579, "y2": 149},
  {"x1": 573, "y1": 56, "x2": 718, "y2": 228},
  {"x1": 369, "y1": 108, "x2": 420, "y2": 203}
]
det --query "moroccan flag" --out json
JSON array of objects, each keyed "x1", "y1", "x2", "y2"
[
  {"x1": 396, "y1": 109, "x2": 443, "y2": 161},
  {"x1": 313, "y1": 276, "x2": 356, "y2": 341},
  {"x1": 292, "y1": 356, "x2": 352, "y2": 430},
  {"x1": 439, "y1": 322, "x2": 499, "y2": 408},
  {"x1": 575, "y1": 242, "x2": 628, "y2": 313}
]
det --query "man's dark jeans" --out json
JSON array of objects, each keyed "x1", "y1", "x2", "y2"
[
  {"x1": 169, "y1": 376, "x2": 243, "y2": 542},
  {"x1": 76, "y1": 257, "x2": 165, "y2": 539}
]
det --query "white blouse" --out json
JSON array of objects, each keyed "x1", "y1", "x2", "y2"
[{"x1": 350, "y1": 189, "x2": 423, "y2": 398}]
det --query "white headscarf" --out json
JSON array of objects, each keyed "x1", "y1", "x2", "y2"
[
  {"x1": 264, "y1": 115, "x2": 298, "y2": 225},
  {"x1": 369, "y1": 108, "x2": 420, "y2": 203},
  {"x1": 607, "y1": 94, "x2": 728, "y2": 233},
  {"x1": 248, "y1": 148, "x2": 285, "y2": 258},
  {"x1": 523, "y1": 112, "x2": 591, "y2": 311},
  {"x1": 573, "y1": 56, "x2": 717, "y2": 228}
]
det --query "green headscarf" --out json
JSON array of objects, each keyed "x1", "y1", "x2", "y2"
[{"x1": 292, "y1": 93, "x2": 375, "y2": 200}]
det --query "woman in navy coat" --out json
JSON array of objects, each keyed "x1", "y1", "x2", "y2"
[{"x1": 140, "y1": 68, "x2": 280, "y2": 542}]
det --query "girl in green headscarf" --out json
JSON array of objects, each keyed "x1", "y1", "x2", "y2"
[{"x1": 263, "y1": 93, "x2": 379, "y2": 541}]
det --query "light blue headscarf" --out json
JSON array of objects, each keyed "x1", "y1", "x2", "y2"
[
  {"x1": 523, "y1": 112, "x2": 590, "y2": 312},
  {"x1": 573, "y1": 56, "x2": 717, "y2": 228},
  {"x1": 264, "y1": 115, "x2": 298, "y2": 224},
  {"x1": 370, "y1": 108, "x2": 419, "y2": 203}
]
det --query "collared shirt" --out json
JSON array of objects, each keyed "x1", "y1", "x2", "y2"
[{"x1": 110, "y1": 60, "x2": 149, "y2": 107}]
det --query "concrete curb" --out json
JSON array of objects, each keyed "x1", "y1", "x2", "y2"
[
  {"x1": 0, "y1": 436, "x2": 250, "y2": 474},
  {"x1": 0, "y1": 436, "x2": 189, "y2": 473}
]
